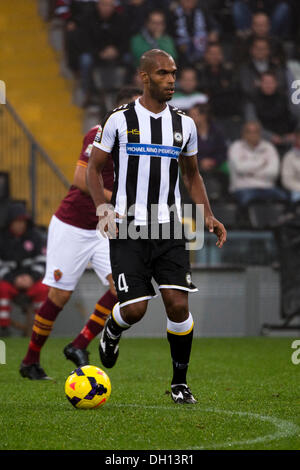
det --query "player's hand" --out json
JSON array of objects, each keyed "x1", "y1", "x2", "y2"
[
  {"x1": 205, "y1": 215, "x2": 227, "y2": 248},
  {"x1": 96, "y1": 203, "x2": 118, "y2": 239}
]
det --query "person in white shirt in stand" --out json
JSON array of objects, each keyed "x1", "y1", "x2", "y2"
[
  {"x1": 228, "y1": 120, "x2": 288, "y2": 206},
  {"x1": 281, "y1": 128, "x2": 300, "y2": 204}
]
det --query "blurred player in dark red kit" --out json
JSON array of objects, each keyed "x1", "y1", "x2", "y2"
[{"x1": 20, "y1": 86, "x2": 142, "y2": 380}]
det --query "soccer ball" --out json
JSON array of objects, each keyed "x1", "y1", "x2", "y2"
[{"x1": 65, "y1": 365, "x2": 111, "y2": 409}]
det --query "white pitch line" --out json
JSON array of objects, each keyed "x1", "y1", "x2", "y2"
[{"x1": 109, "y1": 404, "x2": 300, "y2": 450}]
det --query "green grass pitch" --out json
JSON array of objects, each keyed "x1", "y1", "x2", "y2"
[{"x1": 0, "y1": 337, "x2": 299, "y2": 450}]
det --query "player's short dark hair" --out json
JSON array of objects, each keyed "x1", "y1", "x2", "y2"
[
  {"x1": 116, "y1": 86, "x2": 142, "y2": 106},
  {"x1": 139, "y1": 49, "x2": 174, "y2": 72}
]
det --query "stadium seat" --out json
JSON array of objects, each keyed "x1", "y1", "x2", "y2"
[
  {"x1": 210, "y1": 201, "x2": 239, "y2": 229},
  {"x1": 202, "y1": 173, "x2": 225, "y2": 201},
  {"x1": 247, "y1": 201, "x2": 288, "y2": 230}
]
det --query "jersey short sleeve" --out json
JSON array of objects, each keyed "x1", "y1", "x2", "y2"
[
  {"x1": 93, "y1": 112, "x2": 118, "y2": 153},
  {"x1": 77, "y1": 126, "x2": 99, "y2": 167},
  {"x1": 181, "y1": 117, "x2": 198, "y2": 157}
]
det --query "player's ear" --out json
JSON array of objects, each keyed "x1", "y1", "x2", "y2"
[{"x1": 139, "y1": 70, "x2": 149, "y2": 85}]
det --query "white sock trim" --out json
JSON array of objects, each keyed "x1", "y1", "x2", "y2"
[
  {"x1": 112, "y1": 302, "x2": 130, "y2": 329},
  {"x1": 167, "y1": 312, "x2": 194, "y2": 335}
]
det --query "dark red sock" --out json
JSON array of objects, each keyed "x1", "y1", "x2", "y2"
[
  {"x1": 72, "y1": 290, "x2": 117, "y2": 349},
  {"x1": 22, "y1": 297, "x2": 62, "y2": 365}
]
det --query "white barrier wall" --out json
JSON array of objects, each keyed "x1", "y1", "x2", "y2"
[
  {"x1": 12, "y1": 267, "x2": 296, "y2": 337},
  {"x1": 49, "y1": 267, "x2": 283, "y2": 337}
]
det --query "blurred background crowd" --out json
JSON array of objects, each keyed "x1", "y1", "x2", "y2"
[{"x1": 44, "y1": 0, "x2": 300, "y2": 210}]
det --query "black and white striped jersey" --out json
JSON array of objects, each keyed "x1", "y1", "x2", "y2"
[{"x1": 93, "y1": 98, "x2": 198, "y2": 225}]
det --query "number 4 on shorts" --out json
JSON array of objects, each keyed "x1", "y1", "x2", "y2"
[{"x1": 118, "y1": 273, "x2": 129, "y2": 293}]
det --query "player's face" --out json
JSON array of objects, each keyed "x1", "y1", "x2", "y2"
[{"x1": 147, "y1": 56, "x2": 177, "y2": 103}]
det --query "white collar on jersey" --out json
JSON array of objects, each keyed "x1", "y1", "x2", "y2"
[{"x1": 135, "y1": 98, "x2": 170, "y2": 119}]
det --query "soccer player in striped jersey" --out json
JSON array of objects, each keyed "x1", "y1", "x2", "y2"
[
  {"x1": 20, "y1": 87, "x2": 141, "y2": 380},
  {"x1": 87, "y1": 49, "x2": 227, "y2": 404}
]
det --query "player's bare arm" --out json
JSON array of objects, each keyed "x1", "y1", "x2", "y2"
[
  {"x1": 87, "y1": 146, "x2": 110, "y2": 207},
  {"x1": 87, "y1": 146, "x2": 116, "y2": 238},
  {"x1": 74, "y1": 163, "x2": 112, "y2": 202},
  {"x1": 179, "y1": 154, "x2": 227, "y2": 248}
]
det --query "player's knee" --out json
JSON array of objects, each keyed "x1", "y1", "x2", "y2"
[
  {"x1": 165, "y1": 299, "x2": 189, "y2": 322},
  {"x1": 48, "y1": 287, "x2": 72, "y2": 308},
  {"x1": 121, "y1": 302, "x2": 147, "y2": 325}
]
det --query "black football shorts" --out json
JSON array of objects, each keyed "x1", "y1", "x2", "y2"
[{"x1": 109, "y1": 234, "x2": 198, "y2": 307}]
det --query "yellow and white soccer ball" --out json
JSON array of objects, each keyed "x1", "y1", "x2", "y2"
[{"x1": 65, "y1": 365, "x2": 111, "y2": 409}]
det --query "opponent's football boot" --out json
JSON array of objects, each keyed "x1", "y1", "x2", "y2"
[
  {"x1": 63, "y1": 343, "x2": 89, "y2": 367},
  {"x1": 171, "y1": 384, "x2": 197, "y2": 404},
  {"x1": 19, "y1": 362, "x2": 52, "y2": 380}
]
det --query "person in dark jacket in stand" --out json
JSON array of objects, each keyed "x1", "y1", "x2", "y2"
[
  {"x1": 187, "y1": 102, "x2": 228, "y2": 200},
  {"x1": 168, "y1": 0, "x2": 219, "y2": 67},
  {"x1": 245, "y1": 71, "x2": 298, "y2": 153},
  {"x1": 0, "y1": 204, "x2": 48, "y2": 336},
  {"x1": 232, "y1": 0, "x2": 292, "y2": 39},
  {"x1": 65, "y1": 0, "x2": 127, "y2": 105},
  {"x1": 188, "y1": 102, "x2": 227, "y2": 172}
]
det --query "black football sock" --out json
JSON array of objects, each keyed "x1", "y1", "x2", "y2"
[
  {"x1": 167, "y1": 316, "x2": 194, "y2": 386},
  {"x1": 168, "y1": 329, "x2": 193, "y2": 385}
]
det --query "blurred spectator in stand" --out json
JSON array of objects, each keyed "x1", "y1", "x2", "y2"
[
  {"x1": 234, "y1": 12, "x2": 286, "y2": 65},
  {"x1": 130, "y1": 10, "x2": 177, "y2": 68},
  {"x1": 239, "y1": 37, "x2": 288, "y2": 100},
  {"x1": 123, "y1": 0, "x2": 158, "y2": 38},
  {"x1": 281, "y1": 128, "x2": 300, "y2": 203},
  {"x1": 188, "y1": 103, "x2": 228, "y2": 200},
  {"x1": 129, "y1": 68, "x2": 144, "y2": 90},
  {"x1": 197, "y1": 42, "x2": 243, "y2": 142},
  {"x1": 232, "y1": 0, "x2": 292, "y2": 39},
  {"x1": 170, "y1": 67, "x2": 207, "y2": 111},
  {"x1": 168, "y1": 0, "x2": 219, "y2": 67},
  {"x1": 65, "y1": 0, "x2": 127, "y2": 106},
  {"x1": 188, "y1": 103, "x2": 227, "y2": 172},
  {"x1": 0, "y1": 204, "x2": 48, "y2": 337},
  {"x1": 245, "y1": 71, "x2": 297, "y2": 153},
  {"x1": 228, "y1": 121, "x2": 288, "y2": 206},
  {"x1": 54, "y1": 0, "x2": 98, "y2": 21}
]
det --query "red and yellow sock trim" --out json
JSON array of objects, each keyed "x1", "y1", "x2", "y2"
[
  {"x1": 89, "y1": 312, "x2": 106, "y2": 327},
  {"x1": 33, "y1": 314, "x2": 54, "y2": 336},
  {"x1": 80, "y1": 325, "x2": 95, "y2": 341},
  {"x1": 29, "y1": 340, "x2": 42, "y2": 352}
]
